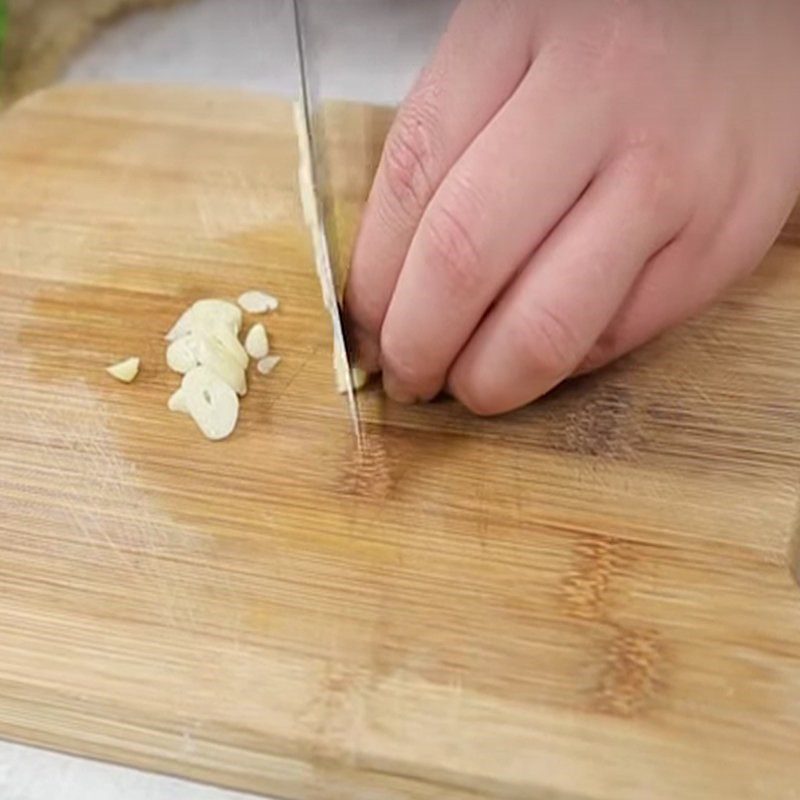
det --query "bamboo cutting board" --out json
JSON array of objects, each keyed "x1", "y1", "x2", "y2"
[{"x1": 1, "y1": 85, "x2": 800, "y2": 800}]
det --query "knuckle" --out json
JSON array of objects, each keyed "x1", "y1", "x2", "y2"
[
  {"x1": 422, "y1": 182, "x2": 485, "y2": 296},
  {"x1": 381, "y1": 102, "x2": 439, "y2": 222},
  {"x1": 512, "y1": 304, "x2": 584, "y2": 380},
  {"x1": 618, "y1": 142, "x2": 688, "y2": 223}
]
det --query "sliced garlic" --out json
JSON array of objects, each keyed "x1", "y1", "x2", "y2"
[
  {"x1": 182, "y1": 366, "x2": 239, "y2": 441},
  {"x1": 167, "y1": 332, "x2": 247, "y2": 395},
  {"x1": 210, "y1": 322, "x2": 249, "y2": 370},
  {"x1": 245, "y1": 324, "x2": 269, "y2": 360},
  {"x1": 238, "y1": 290, "x2": 279, "y2": 315},
  {"x1": 166, "y1": 299, "x2": 242, "y2": 342},
  {"x1": 168, "y1": 388, "x2": 189, "y2": 414},
  {"x1": 257, "y1": 355, "x2": 281, "y2": 376},
  {"x1": 192, "y1": 299, "x2": 243, "y2": 335},
  {"x1": 166, "y1": 336, "x2": 199, "y2": 374},
  {"x1": 194, "y1": 335, "x2": 247, "y2": 396},
  {"x1": 107, "y1": 357, "x2": 140, "y2": 383},
  {"x1": 165, "y1": 308, "x2": 193, "y2": 342},
  {"x1": 334, "y1": 359, "x2": 368, "y2": 394}
]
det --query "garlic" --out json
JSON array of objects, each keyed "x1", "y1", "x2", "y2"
[
  {"x1": 167, "y1": 325, "x2": 248, "y2": 396},
  {"x1": 164, "y1": 294, "x2": 281, "y2": 441},
  {"x1": 333, "y1": 343, "x2": 368, "y2": 394},
  {"x1": 168, "y1": 388, "x2": 188, "y2": 414},
  {"x1": 211, "y1": 322, "x2": 249, "y2": 370},
  {"x1": 238, "y1": 290, "x2": 279, "y2": 315},
  {"x1": 181, "y1": 366, "x2": 240, "y2": 441},
  {"x1": 257, "y1": 355, "x2": 281, "y2": 376},
  {"x1": 166, "y1": 299, "x2": 242, "y2": 342},
  {"x1": 166, "y1": 336, "x2": 198, "y2": 374},
  {"x1": 245, "y1": 324, "x2": 269, "y2": 360},
  {"x1": 107, "y1": 357, "x2": 140, "y2": 384}
]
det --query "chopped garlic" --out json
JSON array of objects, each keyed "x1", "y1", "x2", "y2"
[
  {"x1": 168, "y1": 388, "x2": 188, "y2": 414},
  {"x1": 238, "y1": 290, "x2": 279, "y2": 315},
  {"x1": 167, "y1": 329, "x2": 247, "y2": 396},
  {"x1": 107, "y1": 357, "x2": 140, "y2": 384},
  {"x1": 166, "y1": 299, "x2": 242, "y2": 342},
  {"x1": 245, "y1": 324, "x2": 269, "y2": 360},
  {"x1": 257, "y1": 355, "x2": 281, "y2": 376},
  {"x1": 166, "y1": 336, "x2": 198, "y2": 374},
  {"x1": 211, "y1": 323, "x2": 249, "y2": 369},
  {"x1": 334, "y1": 359, "x2": 368, "y2": 394},
  {"x1": 182, "y1": 366, "x2": 239, "y2": 441}
]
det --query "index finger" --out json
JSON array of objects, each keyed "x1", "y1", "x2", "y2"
[{"x1": 345, "y1": 0, "x2": 534, "y2": 370}]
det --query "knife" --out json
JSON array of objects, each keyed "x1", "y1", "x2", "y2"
[{"x1": 291, "y1": 0, "x2": 363, "y2": 443}]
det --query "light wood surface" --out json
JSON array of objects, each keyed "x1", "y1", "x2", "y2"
[{"x1": 1, "y1": 85, "x2": 800, "y2": 800}]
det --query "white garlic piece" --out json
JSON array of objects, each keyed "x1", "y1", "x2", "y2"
[
  {"x1": 257, "y1": 355, "x2": 281, "y2": 376},
  {"x1": 166, "y1": 299, "x2": 242, "y2": 342},
  {"x1": 245, "y1": 324, "x2": 269, "y2": 360},
  {"x1": 168, "y1": 388, "x2": 188, "y2": 414},
  {"x1": 107, "y1": 357, "x2": 140, "y2": 383},
  {"x1": 238, "y1": 290, "x2": 279, "y2": 315},
  {"x1": 182, "y1": 366, "x2": 239, "y2": 441}
]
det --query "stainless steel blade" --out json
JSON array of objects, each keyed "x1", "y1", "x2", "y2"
[{"x1": 292, "y1": 0, "x2": 362, "y2": 441}]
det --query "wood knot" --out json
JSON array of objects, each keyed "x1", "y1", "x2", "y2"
[
  {"x1": 591, "y1": 626, "x2": 666, "y2": 718},
  {"x1": 562, "y1": 535, "x2": 629, "y2": 621}
]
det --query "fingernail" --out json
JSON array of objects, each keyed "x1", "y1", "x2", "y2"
[{"x1": 382, "y1": 369, "x2": 417, "y2": 405}]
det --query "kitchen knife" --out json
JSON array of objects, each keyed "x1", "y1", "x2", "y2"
[{"x1": 292, "y1": 0, "x2": 363, "y2": 443}]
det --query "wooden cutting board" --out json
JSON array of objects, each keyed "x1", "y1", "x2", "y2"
[{"x1": 1, "y1": 85, "x2": 800, "y2": 800}]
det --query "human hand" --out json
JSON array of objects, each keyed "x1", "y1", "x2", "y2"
[{"x1": 345, "y1": 0, "x2": 800, "y2": 415}]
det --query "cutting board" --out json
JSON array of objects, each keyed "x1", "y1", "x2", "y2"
[{"x1": 1, "y1": 85, "x2": 800, "y2": 800}]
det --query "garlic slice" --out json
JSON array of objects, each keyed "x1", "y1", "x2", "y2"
[
  {"x1": 192, "y1": 299, "x2": 243, "y2": 335},
  {"x1": 245, "y1": 324, "x2": 269, "y2": 360},
  {"x1": 167, "y1": 331, "x2": 247, "y2": 396},
  {"x1": 257, "y1": 355, "x2": 281, "y2": 376},
  {"x1": 182, "y1": 366, "x2": 239, "y2": 441},
  {"x1": 166, "y1": 299, "x2": 242, "y2": 342},
  {"x1": 107, "y1": 357, "x2": 140, "y2": 383},
  {"x1": 168, "y1": 388, "x2": 188, "y2": 414},
  {"x1": 238, "y1": 290, "x2": 279, "y2": 315},
  {"x1": 335, "y1": 365, "x2": 368, "y2": 395},
  {"x1": 210, "y1": 322, "x2": 249, "y2": 370},
  {"x1": 166, "y1": 336, "x2": 198, "y2": 374},
  {"x1": 333, "y1": 346, "x2": 368, "y2": 395}
]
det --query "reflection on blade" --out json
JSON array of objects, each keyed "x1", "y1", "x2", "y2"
[{"x1": 292, "y1": 0, "x2": 363, "y2": 443}]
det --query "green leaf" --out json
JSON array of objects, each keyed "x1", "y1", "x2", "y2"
[{"x1": 0, "y1": 0, "x2": 7, "y2": 59}]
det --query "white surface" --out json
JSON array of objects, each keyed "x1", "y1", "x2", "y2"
[
  {"x1": 63, "y1": 0, "x2": 456, "y2": 105},
  {"x1": 0, "y1": 742, "x2": 259, "y2": 800},
  {"x1": 8, "y1": 1, "x2": 457, "y2": 798}
]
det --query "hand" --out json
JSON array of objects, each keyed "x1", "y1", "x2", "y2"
[{"x1": 345, "y1": 0, "x2": 800, "y2": 415}]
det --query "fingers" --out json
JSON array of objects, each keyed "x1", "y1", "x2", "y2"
[
  {"x1": 346, "y1": 0, "x2": 535, "y2": 370},
  {"x1": 447, "y1": 150, "x2": 691, "y2": 415},
  {"x1": 578, "y1": 164, "x2": 799, "y2": 375},
  {"x1": 378, "y1": 64, "x2": 611, "y2": 403}
]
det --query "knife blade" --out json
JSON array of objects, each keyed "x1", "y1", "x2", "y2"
[{"x1": 291, "y1": 0, "x2": 363, "y2": 443}]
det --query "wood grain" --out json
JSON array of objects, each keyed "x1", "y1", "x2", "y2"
[{"x1": 1, "y1": 85, "x2": 800, "y2": 800}]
